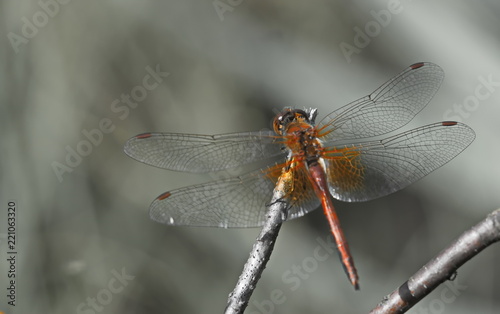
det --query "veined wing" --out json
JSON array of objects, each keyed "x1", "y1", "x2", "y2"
[
  {"x1": 322, "y1": 122, "x2": 475, "y2": 202},
  {"x1": 149, "y1": 162, "x2": 320, "y2": 228},
  {"x1": 316, "y1": 62, "x2": 445, "y2": 142},
  {"x1": 124, "y1": 130, "x2": 283, "y2": 173}
]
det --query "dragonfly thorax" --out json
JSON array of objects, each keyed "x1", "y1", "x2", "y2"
[{"x1": 281, "y1": 124, "x2": 324, "y2": 168}]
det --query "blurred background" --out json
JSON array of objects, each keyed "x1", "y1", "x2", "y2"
[{"x1": 1, "y1": 1, "x2": 500, "y2": 313}]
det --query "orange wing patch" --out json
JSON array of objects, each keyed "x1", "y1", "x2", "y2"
[
  {"x1": 263, "y1": 159, "x2": 318, "y2": 208},
  {"x1": 323, "y1": 146, "x2": 364, "y2": 194},
  {"x1": 289, "y1": 161, "x2": 317, "y2": 206}
]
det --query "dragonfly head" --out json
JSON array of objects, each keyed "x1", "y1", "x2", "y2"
[{"x1": 273, "y1": 108, "x2": 311, "y2": 135}]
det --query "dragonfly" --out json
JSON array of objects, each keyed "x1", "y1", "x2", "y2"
[{"x1": 124, "y1": 62, "x2": 475, "y2": 289}]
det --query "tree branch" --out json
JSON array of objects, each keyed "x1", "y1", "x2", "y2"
[
  {"x1": 370, "y1": 208, "x2": 500, "y2": 314},
  {"x1": 225, "y1": 171, "x2": 291, "y2": 314}
]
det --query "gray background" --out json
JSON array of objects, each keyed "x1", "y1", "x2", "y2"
[{"x1": 1, "y1": 1, "x2": 500, "y2": 313}]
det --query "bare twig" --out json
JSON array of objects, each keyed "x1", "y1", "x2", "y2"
[
  {"x1": 370, "y1": 208, "x2": 500, "y2": 314},
  {"x1": 225, "y1": 171, "x2": 292, "y2": 314}
]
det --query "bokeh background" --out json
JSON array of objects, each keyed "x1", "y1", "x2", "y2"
[{"x1": 1, "y1": 1, "x2": 500, "y2": 313}]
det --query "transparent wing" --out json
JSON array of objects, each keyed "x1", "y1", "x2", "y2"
[
  {"x1": 323, "y1": 122, "x2": 475, "y2": 202},
  {"x1": 124, "y1": 130, "x2": 283, "y2": 173},
  {"x1": 149, "y1": 163, "x2": 320, "y2": 228},
  {"x1": 317, "y1": 62, "x2": 445, "y2": 142}
]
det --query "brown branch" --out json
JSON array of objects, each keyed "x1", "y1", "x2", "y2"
[
  {"x1": 224, "y1": 172, "x2": 291, "y2": 314},
  {"x1": 370, "y1": 208, "x2": 500, "y2": 314}
]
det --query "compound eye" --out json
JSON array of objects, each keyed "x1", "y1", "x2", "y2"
[
  {"x1": 294, "y1": 109, "x2": 309, "y2": 121},
  {"x1": 273, "y1": 109, "x2": 310, "y2": 135},
  {"x1": 273, "y1": 110, "x2": 294, "y2": 135},
  {"x1": 282, "y1": 112, "x2": 295, "y2": 125}
]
